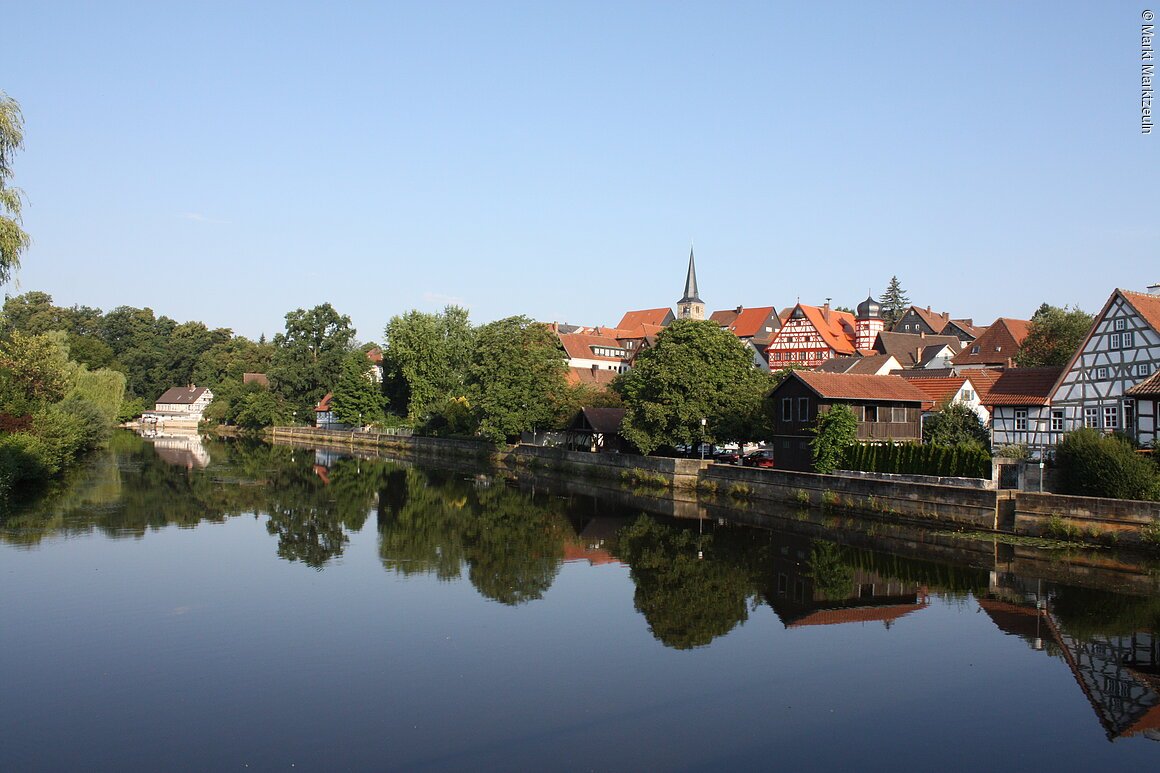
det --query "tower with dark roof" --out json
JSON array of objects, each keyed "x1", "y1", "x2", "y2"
[
  {"x1": 676, "y1": 247, "x2": 705, "y2": 321},
  {"x1": 855, "y1": 293, "x2": 884, "y2": 350}
]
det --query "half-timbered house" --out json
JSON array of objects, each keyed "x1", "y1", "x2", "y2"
[
  {"x1": 1046, "y1": 287, "x2": 1160, "y2": 442},
  {"x1": 768, "y1": 371, "x2": 931, "y2": 471},
  {"x1": 987, "y1": 367, "x2": 1065, "y2": 452},
  {"x1": 764, "y1": 303, "x2": 857, "y2": 370},
  {"x1": 1126, "y1": 371, "x2": 1160, "y2": 448}
]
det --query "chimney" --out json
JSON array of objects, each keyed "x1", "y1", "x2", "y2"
[
  {"x1": 591, "y1": 364, "x2": 598, "y2": 374},
  {"x1": 1149, "y1": 282, "x2": 1160, "y2": 296},
  {"x1": 926, "y1": 305, "x2": 931, "y2": 313},
  {"x1": 823, "y1": 300, "x2": 831, "y2": 322},
  {"x1": 735, "y1": 305, "x2": 743, "y2": 314}
]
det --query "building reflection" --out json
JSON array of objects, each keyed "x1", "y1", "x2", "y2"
[
  {"x1": 140, "y1": 431, "x2": 211, "y2": 469},
  {"x1": 981, "y1": 573, "x2": 1160, "y2": 742},
  {"x1": 762, "y1": 534, "x2": 929, "y2": 629}
]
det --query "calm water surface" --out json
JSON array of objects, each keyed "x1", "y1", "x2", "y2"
[{"x1": 3, "y1": 432, "x2": 1160, "y2": 771}]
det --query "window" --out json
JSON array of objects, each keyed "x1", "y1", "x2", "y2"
[
  {"x1": 971, "y1": 345, "x2": 980, "y2": 354},
  {"x1": 1103, "y1": 406, "x2": 1119, "y2": 429},
  {"x1": 1084, "y1": 407, "x2": 1098, "y2": 428},
  {"x1": 1095, "y1": 367, "x2": 1109, "y2": 380},
  {"x1": 1014, "y1": 409, "x2": 1028, "y2": 431},
  {"x1": 1051, "y1": 410, "x2": 1064, "y2": 432},
  {"x1": 962, "y1": 388, "x2": 974, "y2": 401},
  {"x1": 1110, "y1": 333, "x2": 1121, "y2": 349},
  {"x1": 798, "y1": 397, "x2": 810, "y2": 422},
  {"x1": 1115, "y1": 318, "x2": 1126, "y2": 331},
  {"x1": 781, "y1": 398, "x2": 792, "y2": 422},
  {"x1": 891, "y1": 407, "x2": 906, "y2": 423},
  {"x1": 1125, "y1": 400, "x2": 1135, "y2": 432},
  {"x1": 1122, "y1": 331, "x2": 1134, "y2": 347},
  {"x1": 1138, "y1": 363, "x2": 1153, "y2": 377},
  {"x1": 994, "y1": 345, "x2": 1002, "y2": 352},
  {"x1": 864, "y1": 405, "x2": 879, "y2": 423}
]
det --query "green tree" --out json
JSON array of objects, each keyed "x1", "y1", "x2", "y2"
[
  {"x1": 922, "y1": 401, "x2": 990, "y2": 450},
  {"x1": 99, "y1": 305, "x2": 178, "y2": 400},
  {"x1": 880, "y1": 276, "x2": 910, "y2": 330},
  {"x1": 0, "y1": 330, "x2": 76, "y2": 411},
  {"x1": 234, "y1": 389, "x2": 290, "y2": 430},
  {"x1": 613, "y1": 319, "x2": 768, "y2": 454},
  {"x1": 269, "y1": 303, "x2": 356, "y2": 417},
  {"x1": 465, "y1": 316, "x2": 569, "y2": 443},
  {"x1": 382, "y1": 306, "x2": 474, "y2": 422},
  {"x1": 331, "y1": 349, "x2": 385, "y2": 426},
  {"x1": 810, "y1": 403, "x2": 858, "y2": 473},
  {"x1": 1015, "y1": 303, "x2": 1093, "y2": 367},
  {"x1": 1055, "y1": 428, "x2": 1159, "y2": 501},
  {"x1": 0, "y1": 92, "x2": 30, "y2": 285}
]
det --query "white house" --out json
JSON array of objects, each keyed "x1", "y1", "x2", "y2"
[
  {"x1": 1046, "y1": 287, "x2": 1160, "y2": 441},
  {"x1": 140, "y1": 385, "x2": 214, "y2": 430},
  {"x1": 986, "y1": 367, "x2": 1064, "y2": 452}
]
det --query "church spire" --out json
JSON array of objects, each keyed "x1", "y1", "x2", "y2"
[
  {"x1": 679, "y1": 247, "x2": 701, "y2": 304},
  {"x1": 676, "y1": 246, "x2": 705, "y2": 320}
]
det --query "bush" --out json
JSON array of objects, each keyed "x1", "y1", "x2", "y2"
[
  {"x1": 1055, "y1": 428, "x2": 1159, "y2": 501},
  {"x1": 0, "y1": 433, "x2": 53, "y2": 496}
]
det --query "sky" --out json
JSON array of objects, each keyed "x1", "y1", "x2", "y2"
[{"x1": 2, "y1": 1, "x2": 1156, "y2": 342}]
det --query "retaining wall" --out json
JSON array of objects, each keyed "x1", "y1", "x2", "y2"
[
  {"x1": 1012, "y1": 491, "x2": 1160, "y2": 547},
  {"x1": 702, "y1": 464, "x2": 1000, "y2": 530}
]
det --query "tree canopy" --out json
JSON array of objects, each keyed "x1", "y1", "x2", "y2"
[
  {"x1": 810, "y1": 403, "x2": 858, "y2": 473},
  {"x1": 269, "y1": 303, "x2": 356, "y2": 416},
  {"x1": 881, "y1": 276, "x2": 910, "y2": 330},
  {"x1": 466, "y1": 316, "x2": 569, "y2": 443},
  {"x1": 382, "y1": 305, "x2": 474, "y2": 422},
  {"x1": 0, "y1": 92, "x2": 30, "y2": 285},
  {"x1": 1015, "y1": 303, "x2": 1093, "y2": 367},
  {"x1": 331, "y1": 349, "x2": 385, "y2": 426},
  {"x1": 613, "y1": 319, "x2": 771, "y2": 454},
  {"x1": 922, "y1": 401, "x2": 990, "y2": 450}
]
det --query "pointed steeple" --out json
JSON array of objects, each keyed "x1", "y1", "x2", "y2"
[
  {"x1": 679, "y1": 247, "x2": 701, "y2": 304},
  {"x1": 676, "y1": 246, "x2": 705, "y2": 321}
]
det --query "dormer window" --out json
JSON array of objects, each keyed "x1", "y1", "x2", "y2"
[{"x1": 971, "y1": 345, "x2": 980, "y2": 354}]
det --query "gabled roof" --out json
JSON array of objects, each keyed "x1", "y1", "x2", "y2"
[
  {"x1": 1127, "y1": 370, "x2": 1160, "y2": 396},
  {"x1": 617, "y1": 308, "x2": 674, "y2": 330},
  {"x1": 727, "y1": 306, "x2": 779, "y2": 339},
  {"x1": 917, "y1": 343, "x2": 956, "y2": 368},
  {"x1": 566, "y1": 367, "x2": 619, "y2": 387},
  {"x1": 709, "y1": 309, "x2": 740, "y2": 327},
  {"x1": 314, "y1": 392, "x2": 333, "y2": 412},
  {"x1": 898, "y1": 375, "x2": 968, "y2": 405},
  {"x1": 941, "y1": 319, "x2": 982, "y2": 339},
  {"x1": 789, "y1": 304, "x2": 857, "y2": 356},
  {"x1": 951, "y1": 318, "x2": 1031, "y2": 367},
  {"x1": 1048, "y1": 288, "x2": 1160, "y2": 400},
  {"x1": 904, "y1": 305, "x2": 952, "y2": 332},
  {"x1": 156, "y1": 386, "x2": 211, "y2": 405},
  {"x1": 984, "y1": 367, "x2": 1064, "y2": 406},
  {"x1": 558, "y1": 332, "x2": 628, "y2": 362},
  {"x1": 873, "y1": 332, "x2": 962, "y2": 367},
  {"x1": 787, "y1": 371, "x2": 933, "y2": 403},
  {"x1": 816, "y1": 354, "x2": 900, "y2": 375},
  {"x1": 577, "y1": 407, "x2": 626, "y2": 435},
  {"x1": 899, "y1": 368, "x2": 1002, "y2": 401}
]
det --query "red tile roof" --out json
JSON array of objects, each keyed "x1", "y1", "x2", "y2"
[
  {"x1": 558, "y1": 332, "x2": 628, "y2": 362},
  {"x1": 727, "y1": 306, "x2": 779, "y2": 339},
  {"x1": 816, "y1": 354, "x2": 899, "y2": 375},
  {"x1": 796, "y1": 304, "x2": 857, "y2": 356},
  {"x1": 709, "y1": 309, "x2": 740, "y2": 327},
  {"x1": 1122, "y1": 288, "x2": 1160, "y2": 331},
  {"x1": 566, "y1": 367, "x2": 619, "y2": 387},
  {"x1": 951, "y1": 318, "x2": 1031, "y2": 367},
  {"x1": 792, "y1": 371, "x2": 933, "y2": 403},
  {"x1": 314, "y1": 392, "x2": 333, "y2": 412},
  {"x1": 617, "y1": 308, "x2": 673, "y2": 331},
  {"x1": 1127, "y1": 370, "x2": 1160, "y2": 396},
  {"x1": 984, "y1": 366, "x2": 1064, "y2": 406},
  {"x1": 898, "y1": 375, "x2": 968, "y2": 405}
]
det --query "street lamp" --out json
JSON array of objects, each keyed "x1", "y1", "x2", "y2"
[{"x1": 700, "y1": 418, "x2": 707, "y2": 461}]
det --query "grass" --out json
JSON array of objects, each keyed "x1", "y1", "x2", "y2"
[
  {"x1": 728, "y1": 482, "x2": 753, "y2": 500},
  {"x1": 620, "y1": 468, "x2": 670, "y2": 489},
  {"x1": 790, "y1": 488, "x2": 811, "y2": 505}
]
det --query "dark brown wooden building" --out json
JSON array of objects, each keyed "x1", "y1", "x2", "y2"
[{"x1": 769, "y1": 371, "x2": 933, "y2": 471}]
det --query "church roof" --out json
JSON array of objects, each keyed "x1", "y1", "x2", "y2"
[{"x1": 678, "y1": 247, "x2": 701, "y2": 304}]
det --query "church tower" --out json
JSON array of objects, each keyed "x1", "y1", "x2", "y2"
[{"x1": 676, "y1": 247, "x2": 704, "y2": 321}]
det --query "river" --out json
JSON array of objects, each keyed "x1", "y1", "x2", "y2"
[{"x1": 2, "y1": 431, "x2": 1159, "y2": 770}]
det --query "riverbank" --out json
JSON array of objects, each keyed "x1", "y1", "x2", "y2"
[{"x1": 252, "y1": 425, "x2": 1160, "y2": 550}]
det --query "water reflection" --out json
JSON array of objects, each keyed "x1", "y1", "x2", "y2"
[
  {"x1": 4, "y1": 433, "x2": 1160, "y2": 745},
  {"x1": 141, "y1": 430, "x2": 211, "y2": 469}
]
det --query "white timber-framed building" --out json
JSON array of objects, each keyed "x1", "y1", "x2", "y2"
[{"x1": 1046, "y1": 287, "x2": 1160, "y2": 445}]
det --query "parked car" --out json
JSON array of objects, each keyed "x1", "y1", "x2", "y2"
[
  {"x1": 742, "y1": 450, "x2": 775, "y2": 468},
  {"x1": 714, "y1": 450, "x2": 741, "y2": 465}
]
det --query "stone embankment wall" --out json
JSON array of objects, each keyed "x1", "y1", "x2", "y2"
[
  {"x1": 702, "y1": 464, "x2": 1000, "y2": 530},
  {"x1": 256, "y1": 428, "x2": 1159, "y2": 548}
]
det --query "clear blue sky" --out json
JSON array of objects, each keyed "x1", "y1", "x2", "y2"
[{"x1": 4, "y1": 1, "x2": 1156, "y2": 342}]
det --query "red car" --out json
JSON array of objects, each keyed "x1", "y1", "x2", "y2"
[{"x1": 742, "y1": 450, "x2": 775, "y2": 468}]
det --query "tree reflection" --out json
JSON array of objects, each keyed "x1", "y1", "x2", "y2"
[{"x1": 614, "y1": 515, "x2": 758, "y2": 649}]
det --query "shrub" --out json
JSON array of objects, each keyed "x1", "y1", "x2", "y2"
[
  {"x1": 811, "y1": 404, "x2": 858, "y2": 474},
  {"x1": 728, "y1": 483, "x2": 753, "y2": 499},
  {"x1": 1055, "y1": 428, "x2": 1159, "y2": 501}
]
